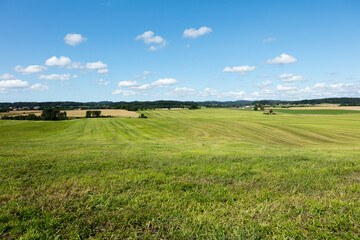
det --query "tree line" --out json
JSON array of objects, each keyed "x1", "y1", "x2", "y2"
[
  {"x1": 1, "y1": 98, "x2": 360, "y2": 111},
  {"x1": 1, "y1": 109, "x2": 68, "y2": 121}
]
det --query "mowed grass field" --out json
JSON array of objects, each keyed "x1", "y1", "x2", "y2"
[
  {"x1": 274, "y1": 108, "x2": 360, "y2": 115},
  {"x1": 1, "y1": 108, "x2": 360, "y2": 239}
]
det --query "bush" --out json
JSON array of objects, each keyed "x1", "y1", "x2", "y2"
[
  {"x1": 139, "y1": 114, "x2": 148, "y2": 118},
  {"x1": 189, "y1": 105, "x2": 199, "y2": 110}
]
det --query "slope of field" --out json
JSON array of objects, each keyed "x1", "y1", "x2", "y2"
[
  {"x1": 1, "y1": 109, "x2": 360, "y2": 239},
  {"x1": 274, "y1": 108, "x2": 360, "y2": 115}
]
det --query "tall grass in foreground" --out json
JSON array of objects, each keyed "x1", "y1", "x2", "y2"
[{"x1": 1, "y1": 109, "x2": 360, "y2": 239}]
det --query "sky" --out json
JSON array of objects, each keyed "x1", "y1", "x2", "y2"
[{"x1": 1, "y1": 0, "x2": 360, "y2": 102}]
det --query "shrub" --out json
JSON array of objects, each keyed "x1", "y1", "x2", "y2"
[{"x1": 189, "y1": 105, "x2": 199, "y2": 110}]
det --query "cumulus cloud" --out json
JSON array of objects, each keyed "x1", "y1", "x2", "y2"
[
  {"x1": 279, "y1": 73, "x2": 304, "y2": 82},
  {"x1": 183, "y1": 26, "x2": 212, "y2": 39},
  {"x1": 67, "y1": 62, "x2": 84, "y2": 69},
  {"x1": 0, "y1": 73, "x2": 16, "y2": 80},
  {"x1": 39, "y1": 74, "x2": 73, "y2": 81},
  {"x1": 254, "y1": 80, "x2": 272, "y2": 87},
  {"x1": 64, "y1": 33, "x2": 87, "y2": 46},
  {"x1": 0, "y1": 79, "x2": 49, "y2": 92},
  {"x1": 118, "y1": 80, "x2": 138, "y2": 87},
  {"x1": 152, "y1": 78, "x2": 177, "y2": 86},
  {"x1": 166, "y1": 87, "x2": 196, "y2": 97},
  {"x1": 266, "y1": 53, "x2": 297, "y2": 64},
  {"x1": 131, "y1": 84, "x2": 152, "y2": 90},
  {"x1": 86, "y1": 61, "x2": 107, "y2": 70},
  {"x1": 45, "y1": 56, "x2": 85, "y2": 69},
  {"x1": 298, "y1": 82, "x2": 360, "y2": 97},
  {"x1": 112, "y1": 89, "x2": 137, "y2": 96},
  {"x1": 86, "y1": 61, "x2": 108, "y2": 74},
  {"x1": 30, "y1": 83, "x2": 49, "y2": 90},
  {"x1": 223, "y1": 65, "x2": 256, "y2": 74},
  {"x1": 45, "y1": 56, "x2": 71, "y2": 67},
  {"x1": 249, "y1": 81, "x2": 360, "y2": 100},
  {"x1": 0, "y1": 79, "x2": 29, "y2": 88},
  {"x1": 199, "y1": 88, "x2": 221, "y2": 97},
  {"x1": 136, "y1": 31, "x2": 167, "y2": 51},
  {"x1": 14, "y1": 65, "x2": 47, "y2": 75}
]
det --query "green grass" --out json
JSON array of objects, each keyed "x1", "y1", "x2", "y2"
[
  {"x1": 1, "y1": 108, "x2": 360, "y2": 239},
  {"x1": 274, "y1": 108, "x2": 360, "y2": 115}
]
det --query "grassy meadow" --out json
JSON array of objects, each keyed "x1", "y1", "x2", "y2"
[
  {"x1": 273, "y1": 108, "x2": 360, "y2": 115},
  {"x1": 1, "y1": 108, "x2": 360, "y2": 239}
]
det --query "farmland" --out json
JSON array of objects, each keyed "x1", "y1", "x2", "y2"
[
  {"x1": 273, "y1": 108, "x2": 360, "y2": 115},
  {"x1": 1, "y1": 108, "x2": 360, "y2": 239},
  {"x1": 0, "y1": 109, "x2": 139, "y2": 118}
]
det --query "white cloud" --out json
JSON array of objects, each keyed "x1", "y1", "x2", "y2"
[
  {"x1": 86, "y1": 61, "x2": 108, "y2": 74},
  {"x1": 250, "y1": 81, "x2": 360, "y2": 100},
  {"x1": 64, "y1": 33, "x2": 87, "y2": 46},
  {"x1": 131, "y1": 84, "x2": 152, "y2": 90},
  {"x1": 166, "y1": 87, "x2": 196, "y2": 97},
  {"x1": 67, "y1": 62, "x2": 84, "y2": 69},
  {"x1": 199, "y1": 88, "x2": 246, "y2": 99},
  {"x1": 262, "y1": 38, "x2": 277, "y2": 43},
  {"x1": 136, "y1": 31, "x2": 167, "y2": 51},
  {"x1": 224, "y1": 90, "x2": 246, "y2": 98},
  {"x1": 149, "y1": 41, "x2": 168, "y2": 51},
  {"x1": 266, "y1": 53, "x2": 297, "y2": 64},
  {"x1": 0, "y1": 73, "x2": 16, "y2": 80},
  {"x1": 183, "y1": 26, "x2": 212, "y2": 39},
  {"x1": 254, "y1": 80, "x2": 272, "y2": 87},
  {"x1": 223, "y1": 65, "x2": 256, "y2": 74},
  {"x1": 112, "y1": 89, "x2": 137, "y2": 95},
  {"x1": 199, "y1": 88, "x2": 220, "y2": 97},
  {"x1": 298, "y1": 82, "x2": 360, "y2": 97},
  {"x1": 276, "y1": 84, "x2": 297, "y2": 91},
  {"x1": 152, "y1": 78, "x2": 177, "y2": 86},
  {"x1": 14, "y1": 65, "x2": 47, "y2": 75},
  {"x1": 86, "y1": 61, "x2": 108, "y2": 70},
  {"x1": 30, "y1": 83, "x2": 49, "y2": 90},
  {"x1": 118, "y1": 80, "x2": 138, "y2": 87},
  {"x1": 97, "y1": 68, "x2": 109, "y2": 74},
  {"x1": 279, "y1": 73, "x2": 304, "y2": 82},
  {"x1": 39, "y1": 74, "x2": 72, "y2": 81},
  {"x1": 0, "y1": 79, "x2": 29, "y2": 88},
  {"x1": 45, "y1": 56, "x2": 71, "y2": 67}
]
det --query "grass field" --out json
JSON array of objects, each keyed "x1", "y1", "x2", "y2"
[
  {"x1": 273, "y1": 108, "x2": 360, "y2": 115},
  {"x1": 1, "y1": 108, "x2": 360, "y2": 239}
]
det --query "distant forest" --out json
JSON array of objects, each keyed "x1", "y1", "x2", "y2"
[{"x1": 1, "y1": 98, "x2": 360, "y2": 111}]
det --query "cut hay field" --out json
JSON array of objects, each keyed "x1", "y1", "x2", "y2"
[
  {"x1": 277, "y1": 106, "x2": 360, "y2": 110},
  {"x1": 273, "y1": 108, "x2": 360, "y2": 115},
  {"x1": 1, "y1": 108, "x2": 360, "y2": 239},
  {"x1": 0, "y1": 109, "x2": 139, "y2": 118}
]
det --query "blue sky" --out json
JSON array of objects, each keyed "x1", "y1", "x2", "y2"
[{"x1": 1, "y1": 0, "x2": 360, "y2": 102}]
